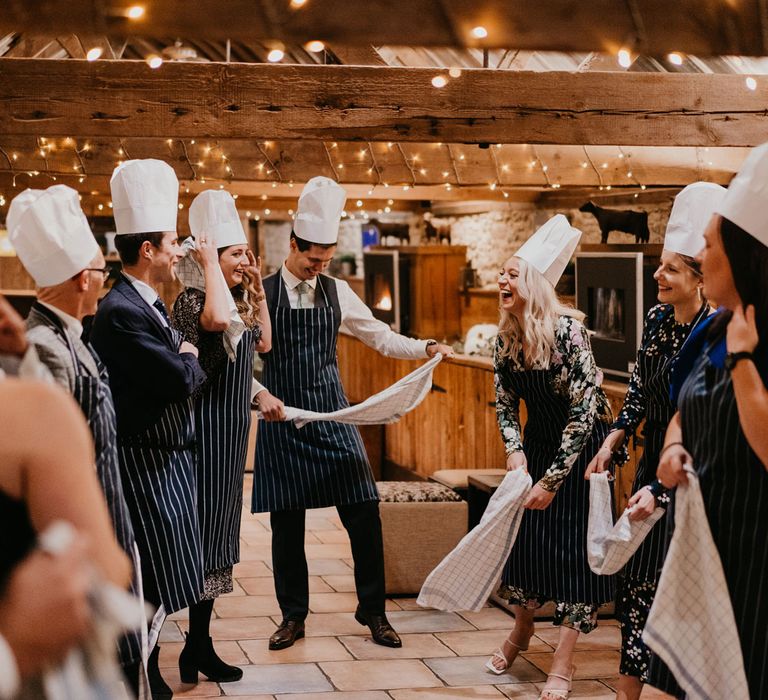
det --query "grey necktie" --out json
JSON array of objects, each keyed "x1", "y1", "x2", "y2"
[{"x1": 296, "y1": 281, "x2": 309, "y2": 309}]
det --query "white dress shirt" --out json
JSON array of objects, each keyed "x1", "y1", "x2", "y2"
[
  {"x1": 253, "y1": 265, "x2": 429, "y2": 397},
  {"x1": 0, "y1": 633, "x2": 20, "y2": 699},
  {"x1": 122, "y1": 272, "x2": 168, "y2": 327}
]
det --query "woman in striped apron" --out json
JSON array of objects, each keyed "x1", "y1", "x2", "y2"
[
  {"x1": 658, "y1": 144, "x2": 768, "y2": 698},
  {"x1": 585, "y1": 182, "x2": 724, "y2": 700},
  {"x1": 172, "y1": 190, "x2": 270, "y2": 684},
  {"x1": 488, "y1": 215, "x2": 614, "y2": 700}
]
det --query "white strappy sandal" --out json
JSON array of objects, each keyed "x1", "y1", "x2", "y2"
[
  {"x1": 538, "y1": 665, "x2": 575, "y2": 699},
  {"x1": 484, "y1": 636, "x2": 530, "y2": 675}
]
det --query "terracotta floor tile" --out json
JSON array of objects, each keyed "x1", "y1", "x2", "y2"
[
  {"x1": 215, "y1": 596, "x2": 282, "y2": 618},
  {"x1": 533, "y1": 679, "x2": 615, "y2": 698},
  {"x1": 523, "y1": 650, "x2": 620, "y2": 679},
  {"x1": 238, "y1": 544, "x2": 273, "y2": 561},
  {"x1": 393, "y1": 597, "x2": 429, "y2": 611},
  {"x1": 300, "y1": 612, "x2": 372, "y2": 637},
  {"x1": 276, "y1": 693, "x2": 388, "y2": 700},
  {"x1": 424, "y1": 656, "x2": 546, "y2": 686},
  {"x1": 319, "y1": 659, "x2": 442, "y2": 691},
  {"x1": 304, "y1": 543, "x2": 354, "y2": 559},
  {"x1": 306, "y1": 559, "x2": 353, "y2": 575},
  {"x1": 533, "y1": 624, "x2": 621, "y2": 651},
  {"x1": 240, "y1": 636, "x2": 353, "y2": 664},
  {"x1": 314, "y1": 529, "x2": 352, "y2": 544},
  {"x1": 391, "y1": 687, "x2": 510, "y2": 699},
  {"x1": 307, "y1": 591, "x2": 360, "y2": 613},
  {"x1": 386, "y1": 610, "x2": 476, "y2": 634},
  {"x1": 320, "y1": 574, "x2": 356, "y2": 592},
  {"x1": 241, "y1": 531, "x2": 274, "y2": 546},
  {"x1": 339, "y1": 633, "x2": 455, "y2": 660},
  {"x1": 457, "y1": 608, "x2": 516, "y2": 631},
  {"x1": 233, "y1": 561, "x2": 273, "y2": 578},
  {"x1": 302, "y1": 518, "x2": 341, "y2": 531},
  {"x1": 162, "y1": 666, "x2": 223, "y2": 697},
  {"x1": 220, "y1": 663, "x2": 332, "y2": 695},
  {"x1": 179, "y1": 617, "x2": 276, "y2": 641},
  {"x1": 159, "y1": 640, "x2": 248, "y2": 668},
  {"x1": 495, "y1": 684, "x2": 545, "y2": 699},
  {"x1": 160, "y1": 621, "x2": 185, "y2": 642},
  {"x1": 238, "y1": 577, "x2": 278, "y2": 596},
  {"x1": 222, "y1": 580, "x2": 247, "y2": 597},
  {"x1": 435, "y1": 630, "x2": 553, "y2": 657},
  {"x1": 640, "y1": 686, "x2": 677, "y2": 699}
]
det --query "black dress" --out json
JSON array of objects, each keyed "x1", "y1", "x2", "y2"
[
  {"x1": 495, "y1": 316, "x2": 615, "y2": 633},
  {"x1": 611, "y1": 303, "x2": 708, "y2": 686},
  {"x1": 678, "y1": 326, "x2": 768, "y2": 698}
]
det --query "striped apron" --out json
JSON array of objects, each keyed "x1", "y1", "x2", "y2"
[
  {"x1": 501, "y1": 367, "x2": 615, "y2": 605},
  {"x1": 679, "y1": 339, "x2": 768, "y2": 698},
  {"x1": 32, "y1": 304, "x2": 143, "y2": 665},
  {"x1": 194, "y1": 329, "x2": 256, "y2": 573},
  {"x1": 117, "y1": 321, "x2": 203, "y2": 614},
  {"x1": 251, "y1": 273, "x2": 378, "y2": 513}
]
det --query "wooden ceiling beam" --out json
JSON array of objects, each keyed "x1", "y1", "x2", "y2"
[
  {"x1": 1, "y1": 59, "x2": 767, "y2": 146},
  {"x1": 1, "y1": 1, "x2": 765, "y2": 57}
]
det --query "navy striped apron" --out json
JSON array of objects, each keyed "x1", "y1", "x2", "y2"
[
  {"x1": 32, "y1": 303, "x2": 143, "y2": 664},
  {"x1": 251, "y1": 272, "x2": 378, "y2": 513},
  {"x1": 117, "y1": 322, "x2": 204, "y2": 613},
  {"x1": 501, "y1": 367, "x2": 615, "y2": 605},
  {"x1": 624, "y1": 305, "x2": 709, "y2": 582},
  {"x1": 194, "y1": 329, "x2": 256, "y2": 572},
  {"x1": 679, "y1": 340, "x2": 768, "y2": 698}
]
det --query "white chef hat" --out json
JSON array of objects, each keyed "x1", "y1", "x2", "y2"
[
  {"x1": 664, "y1": 182, "x2": 727, "y2": 258},
  {"x1": 7, "y1": 185, "x2": 100, "y2": 287},
  {"x1": 189, "y1": 190, "x2": 247, "y2": 248},
  {"x1": 294, "y1": 176, "x2": 346, "y2": 245},
  {"x1": 717, "y1": 142, "x2": 768, "y2": 248},
  {"x1": 515, "y1": 214, "x2": 582, "y2": 286},
  {"x1": 110, "y1": 159, "x2": 178, "y2": 235}
]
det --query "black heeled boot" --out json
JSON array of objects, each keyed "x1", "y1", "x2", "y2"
[
  {"x1": 178, "y1": 632, "x2": 243, "y2": 684},
  {"x1": 147, "y1": 645, "x2": 173, "y2": 699}
]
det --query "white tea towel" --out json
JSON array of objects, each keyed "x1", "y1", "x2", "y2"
[
  {"x1": 417, "y1": 469, "x2": 532, "y2": 612},
  {"x1": 643, "y1": 468, "x2": 749, "y2": 700},
  {"x1": 587, "y1": 472, "x2": 665, "y2": 575},
  {"x1": 176, "y1": 236, "x2": 245, "y2": 361},
  {"x1": 283, "y1": 355, "x2": 442, "y2": 428}
]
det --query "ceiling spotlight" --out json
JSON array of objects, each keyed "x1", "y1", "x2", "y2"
[
  {"x1": 448, "y1": 67, "x2": 462, "y2": 78},
  {"x1": 146, "y1": 54, "x2": 163, "y2": 69},
  {"x1": 267, "y1": 48, "x2": 285, "y2": 62},
  {"x1": 431, "y1": 75, "x2": 448, "y2": 88},
  {"x1": 471, "y1": 26, "x2": 488, "y2": 39},
  {"x1": 305, "y1": 40, "x2": 325, "y2": 53},
  {"x1": 667, "y1": 52, "x2": 684, "y2": 65},
  {"x1": 86, "y1": 47, "x2": 103, "y2": 61},
  {"x1": 290, "y1": 0, "x2": 307, "y2": 7},
  {"x1": 126, "y1": 5, "x2": 145, "y2": 19},
  {"x1": 746, "y1": 76, "x2": 757, "y2": 91},
  {"x1": 617, "y1": 48, "x2": 632, "y2": 68}
]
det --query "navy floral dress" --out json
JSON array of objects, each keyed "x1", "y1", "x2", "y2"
[
  {"x1": 611, "y1": 302, "x2": 708, "y2": 686},
  {"x1": 495, "y1": 315, "x2": 615, "y2": 633}
]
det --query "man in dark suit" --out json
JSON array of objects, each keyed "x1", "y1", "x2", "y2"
[{"x1": 91, "y1": 159, "x2": 206, "y2": 699}]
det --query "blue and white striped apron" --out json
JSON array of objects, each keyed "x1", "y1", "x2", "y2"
[
  {"x1": 117, "y1": 320, "x2": 203, "y2": 614},
  {"x1": 194, "y1": 328, "x2": 256, "y2": 572},
  {"x1": 251, "y1": 272, "x2": 378, "y2": 513},
  {"x1": 501, "y1": 367, "x2": 615, "y2": 605},
  {"x1": 32, "y1": 303, "x2": 143, "y2": 664}
]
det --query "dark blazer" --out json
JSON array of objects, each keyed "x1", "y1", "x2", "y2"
[{"x1": 91, "y1": 274, "x2": 206, "y2": 436}]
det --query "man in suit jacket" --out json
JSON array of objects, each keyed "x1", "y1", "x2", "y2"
[
  {"x1": 6, "y1": 184, "x2": 145, "y2": 694},
  {"x1": 90, "y1": 160, "x2": 206, "y2": 699}
]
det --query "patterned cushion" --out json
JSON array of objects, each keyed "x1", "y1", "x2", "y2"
[{"x1": 376, "y1": 481, "x2": 464, "y2": 503}]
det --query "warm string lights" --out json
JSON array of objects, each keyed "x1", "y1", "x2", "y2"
[
  {"x1": 256, "y1": 142, "x2": 282, "y2": 186},
  {"x1": 322, "y1": 142, "x2": 341, "y2": 181}
]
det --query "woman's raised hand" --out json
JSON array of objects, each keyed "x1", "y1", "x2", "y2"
[{"x1": 192, "y1": 234, "x2": 219, "y2": 270}]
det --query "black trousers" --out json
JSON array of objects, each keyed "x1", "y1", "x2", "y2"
[{"x1": 270, "y1": 499, "x2": 385, "y2": 621}]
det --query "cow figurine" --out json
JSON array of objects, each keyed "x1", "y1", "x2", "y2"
[{"x1": 578, "y1": 201, "x2": 650, "y2": 244}]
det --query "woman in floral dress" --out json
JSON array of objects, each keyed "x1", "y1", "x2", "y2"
[
  {"x1": 487, "y1": 215, "x2": 614, "y2": 700},
  {"x1": 585, "y1": 182, "x2": 723, "y2": 700}
]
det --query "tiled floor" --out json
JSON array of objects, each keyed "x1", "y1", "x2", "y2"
[{"x1": 159, "y1": 477, "x2": 674, "y2": 699}]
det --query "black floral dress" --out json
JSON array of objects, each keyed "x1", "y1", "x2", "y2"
[
  {"x1": 495, "y1": 315, "x2": 615, "y2": 633},
  {"x1": 611, "y1": 302, "x2": 708, "y2": 685},
  {"x1": 173, "y1": 288, "x2": 261, "y2": 598}
]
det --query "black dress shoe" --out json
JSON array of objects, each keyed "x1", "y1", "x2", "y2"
[
  {"x1": 354, "y1": 607, "x2": 402, "y2": 648},
  {"x1": 178, "y1": 632, "x2": 243, "y2": 683},
  {"x1": 269, "y1": 619, "x2": 305, "y2": 650}
]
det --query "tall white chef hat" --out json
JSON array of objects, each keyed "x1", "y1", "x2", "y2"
[
  {"x1": 7, "y1": 185, "x2": 100, "y2": 287},
  {"x1": 110, "y1": 159, "x2": 178, "y2": 235},
  {"x1": 189, "y1": 190, "x2": 247, "y2": 248},
  {"x1": 515, "y1": 214, "x2": 582, "y2": 286},
  {"x1": 294, "y1": 176, "x2": 346, "y2": 245},
  {"x1": 664, "y1": 182, "x2": 727, "y2": 258},
  {"x1": 716, "y1": 142, "x2": 768, "y2": 248}
]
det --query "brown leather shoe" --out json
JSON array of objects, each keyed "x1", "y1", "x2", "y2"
[
  {"x1": 268, "y1": 619, "x2": 305, "y2": 650},
  {"x1": 354, "y1": 607, "x2": 402, "y2": 648}
]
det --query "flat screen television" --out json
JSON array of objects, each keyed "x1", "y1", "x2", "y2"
[{"x1": 575, "y1": 252, "x2": 644, "y2": 380}]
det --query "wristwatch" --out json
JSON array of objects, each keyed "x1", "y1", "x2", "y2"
[{"x1": 724, "y1": 351, "x2": 753, "y2": 370}]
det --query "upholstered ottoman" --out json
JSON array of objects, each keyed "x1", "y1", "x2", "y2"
[{"x1": 376, "y1": 481, "x2": 468, "y2": 595}]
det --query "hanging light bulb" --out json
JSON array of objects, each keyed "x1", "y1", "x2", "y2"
[{"x1": 617, "y1": 48, "x2": 632, "y2": 68}]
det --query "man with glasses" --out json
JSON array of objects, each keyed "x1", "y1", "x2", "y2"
[{"x1": 6, "y1": 184, "x2": 145, "y2": 695}]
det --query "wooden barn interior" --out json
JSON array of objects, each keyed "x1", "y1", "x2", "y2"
[{"x1": 0, "y1": 2, "x2": 766, "y2": 697}]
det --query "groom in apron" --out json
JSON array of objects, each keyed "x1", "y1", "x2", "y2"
[
  {"x1": 6, "y1": 184, "x2": 146, "y2": 695},
  {"x1": 91, "y1": 159, "x2": 207, "y2": 699},
  {"x1": 253, "y1": 177, "x2": 451, "y2": 650}
]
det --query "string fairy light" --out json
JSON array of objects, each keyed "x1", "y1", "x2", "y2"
[
  {"x1": 396, "y1": 143, "x2": 418, "y2": 188},
  {"x1": 322, "y1": 142, "x2": 341, "y2": 181},
  {"x1": 581, "y1": 146, "x2": 605, "y2": 190},
  {"x1": 530, "y1": 146, "x2": 553, "y2": 188},
  {"x1": 445, "y1": 144, "x2": 462, "y2": 186},
  {"x1": 257, "y1": 142, "x2": 282, "y2": 184}
]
